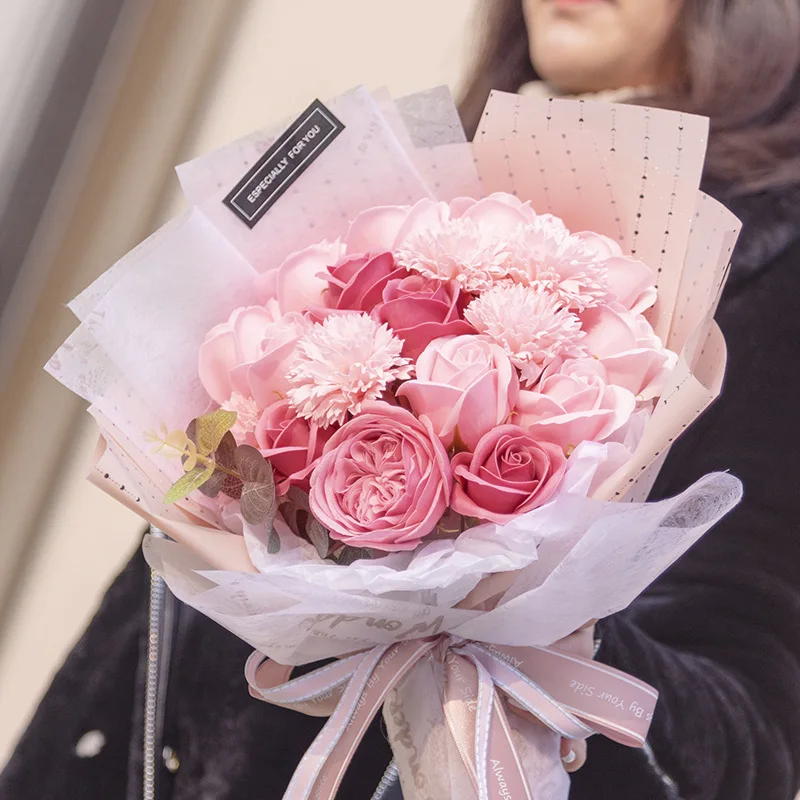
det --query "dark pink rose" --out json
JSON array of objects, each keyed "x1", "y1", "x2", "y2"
[
  {"x1": 376, "y1": 275, "x2": 475, "y2": 359},
  {"x1": 326, "y1": 252, "x2": 408, "y2": 313},
  {"x1": 309, "y1": 403, "x2": 451, "y2": 552},
  {"x1": 255, "y1": 400, "x2": 333, "y2": 493},
  {"x1": 450, "y1": 425, "x2": 567, "y2": 524}
]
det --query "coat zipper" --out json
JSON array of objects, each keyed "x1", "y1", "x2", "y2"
[{"x1": 143, "y1": 527, "x2": 177, "y2": 800}]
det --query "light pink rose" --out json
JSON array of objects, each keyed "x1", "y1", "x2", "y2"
[
  {"x1": 309, "y1": 403, "x2": 451, "y2": 552},
  {"x1": 580, "y1": 305, "x2": 677, "y2": 400},
  {"x1": 325, "y1": 251, "x2": 408, "y2": 313},
  {"x1": 198, "y1": 307, "x2": 306, "y2": 418},
  {"x1": 376, "y1": 274, "x2": 475, "y2": 359},
  {"x1": 572, "y1": 232, "x2": 657, "y2": 314},
  {"x1": 514, "y1": 359, "x2": 637, "y2": 452},
  {"x1": 255, "y1": 399, "x2": 334, "y2": 493},
  {"x1": 255, "y1": 240, "x2": 344, "y2": 313},
  {"x1": 450, "y1": 426, "x2": 567, "y2": 524},
  {"x1": 396, "y1": 334, "x2": 519, "y2": 451}
]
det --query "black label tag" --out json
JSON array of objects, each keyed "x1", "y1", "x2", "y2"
[{"x1": 223, "y1": 99, "x2": 345, "y2": 228}]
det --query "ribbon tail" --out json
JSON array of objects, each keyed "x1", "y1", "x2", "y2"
[
  {"x1": 283, "y1": 640, "x2": 435, "y2": 800},
  {"x1": 487, "y1": 694, "x2": 535, "y2": 800},
  {"x1": 466, "y1": 643, "x2": 595, "y2": 741},
  {"x1": 443, "y1": 650, "x2": 534, "y2": 800}
]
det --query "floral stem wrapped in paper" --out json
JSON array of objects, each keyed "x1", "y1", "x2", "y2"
[{"x1": 47, "y1": 85, "x2": 743, "y2": 799}]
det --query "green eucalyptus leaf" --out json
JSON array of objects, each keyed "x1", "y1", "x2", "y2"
[
  {"x1": 194, "y1": 409, "x2": 238, "y2": 456},
  {"x1": 164, "y1": 461, "x2": 216, "y2": 504}
]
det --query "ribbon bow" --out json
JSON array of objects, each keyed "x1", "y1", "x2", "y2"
[{"x1": 246, "y1": 636, "x2": 657, "y2": 800}]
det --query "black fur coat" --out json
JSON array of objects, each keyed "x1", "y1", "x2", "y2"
[{"x1": 2, "y1": 185, "x2": 800, "y2": 800}]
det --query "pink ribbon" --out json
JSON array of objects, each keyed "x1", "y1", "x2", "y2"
[{"x1": 245, "y1": 636, "x2": 657, "y2": 800}]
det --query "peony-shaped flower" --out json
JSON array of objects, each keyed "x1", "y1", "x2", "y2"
[
  {"x1": 450, "y1": 425, "x2": 567, "y2": 524},
  {"x1": 198, "y1": 307, "x2": 306, "y2": 440},
  {"x1": 396, "y1": 334, "x2": 519, "y2": 451},
  {"x1": 375, "y1": 274, "x2": 474, "y2": 359},
  {"x1": 287, "y1": 313, "x2": 413, "y2": 428},
  {"x1": 309, "y1": 403, "x2": 452, "y2": 552},
  {"x1": 514, "y1": 358, "x2": 637, "y2": 452},
  {"x1": 465, "y1": 284, "x2": 587, "y2": 386},
  {"x1": 255, "y1": 399, "x2": 334, "y2": 494}
]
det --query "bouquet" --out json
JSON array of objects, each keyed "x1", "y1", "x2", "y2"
[{"x1": 47, "y1": 85, "x2": 743, "y2": 799}]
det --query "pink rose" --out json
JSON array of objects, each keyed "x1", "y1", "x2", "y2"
[
  {"x1": 255, "y1": 399, "x2": 334, "y2": 493},
  {"x1": 396, "y1": 335, "x2": 519, "y2": 450},
  {"x1": 325, "y1": 251, "x2": 408, "y2": 313},
  {"x1": 580, "y1": 306, "x2": 677, "y2": 400},
  {"x1": 451, "y1": 426, "x2": 567, "y2": 524},
  {"x1": 514, "y1": 359, "x2": 637, "y2": 451},
  {"x1": 198, "y1": 307, "x2": 306, "y2": 421},
  {"x1": 309, "y1": 403, "x2": 451, "y2": 552},
  {"x1": 570, "y1": 232, "x2": 657, "y2": 314},
  {"x1": 255, "y1": 240, "x2": 344, "y2": 313},
  {"x1": 376, "y1": 275, "x2": 475, "y2": 359}
]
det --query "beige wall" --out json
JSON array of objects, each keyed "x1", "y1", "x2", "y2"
[{"x1": 0, "y1": 0, "x2": 479, "y2": 767}]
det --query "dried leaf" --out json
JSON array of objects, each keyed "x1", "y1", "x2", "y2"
[
  {"x1": 332, "y1": 545, "x2": 373, "y2": 566},
  {"x1": 164, "y1": 461, "x2": 216, "y2": 504},
  {"x1": 267, "y1": 527, "x2": 281, "y2": 554},
  {"x1": 221, "y1": 474, "x2": 243, "y2": 500},
  {"x1": 198, "y1": 431, "x2": 238, "y2": 498},
  {"x1": 192, "y1": 409, "x2": 238, "y2": 456},
  {"x1": 432, "y1": 509, "x2": 466, "y2": 539},
  {"x1": 306, "y1": 517, "x2": 330, "y2": 559},
  {"x1": 285, "y1": 486, "x2": 311, "y2": 512},
  {"x1": 236, "y1": 445, "x2": 276, "y2": 525}
]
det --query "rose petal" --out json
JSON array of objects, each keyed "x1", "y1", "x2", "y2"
[{"x1": 345, "y1": 206, "x2": 410, "y2": 254}]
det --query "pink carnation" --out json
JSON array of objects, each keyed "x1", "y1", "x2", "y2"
[
  {"x1": 393, "y1": 196, "x2": 534, "y2": 293},
  {"x1": 465, "y1": 284, "x2": 588, "y2": 386},
  {"x1": 287, "y1": 313, "x2": 413, "y2": 428},
  {"x1": 504, "y1": 224, "x2": 656, "y2": 313}
]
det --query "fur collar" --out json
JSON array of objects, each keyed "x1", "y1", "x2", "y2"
[{"x1": 704, "y1": 182, "x2": 800, "y2": 284}]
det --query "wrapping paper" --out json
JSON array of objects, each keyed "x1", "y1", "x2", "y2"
[{"x1": 47, "y1": 86, "x2": 743, "y2": 798}]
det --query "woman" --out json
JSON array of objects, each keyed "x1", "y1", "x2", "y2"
[{"x1": 3, "y1": 2, "x2": 800, "y2": 798}]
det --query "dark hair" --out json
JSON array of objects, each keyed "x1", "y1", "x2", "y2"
[{"x1": 459, "y1": 0, "x2": 800, "y2": 195}]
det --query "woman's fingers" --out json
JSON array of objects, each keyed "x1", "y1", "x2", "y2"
[{"x1": 561, "y1": 737, "x2": 588, "y2": 773}]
